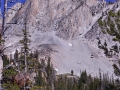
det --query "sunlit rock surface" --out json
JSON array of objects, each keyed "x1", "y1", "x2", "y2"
[{"x1": 2, "y1": 0, "x2": 120, "y2": 77}]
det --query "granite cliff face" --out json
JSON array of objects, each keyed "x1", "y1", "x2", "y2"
[
  {"x1": 6, "y1": 3, "x2": 22, "y2": 23},
  {"x1": 2, "y1": 0, "x2": 120, "y2": 76}
]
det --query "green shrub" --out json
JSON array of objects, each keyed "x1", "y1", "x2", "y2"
[
  {"x1": 35, "y1": 76, "x2": 45, "y2": 86},
  {"x1": 113, "y1": 64, "x2": 120, "y2": 76},
  {"x1": 117, "y1": 10, "x2": 120, "y2": 17},
  {"x1": 117, "y1": 24, "x2": 120, "y2": 31},
  {"x1": 2, "y1": 55, "x2": 9, "y2": 67},
  {"x1": 98, "y1": 19, "x2": 103, "y2": 27},
  {"x1": 107, "y1": 16, "x2": 113, "y2": 26},
  {"x1": 103, "y1": 20, "x2": 107, "y2": 27},
  {"x1": 112, "y1": 38, "x2": 120, "y2": 42},
  {"x1": 110, "y1": 23, "x2": 115, "y2": 33},
  {"x1": 2, "y1": 68, "x2": 17, "y2": 79},
  {"x1": 31, "y1": 86, "x2": 43, "y2": 90},
  {"x1": 109, "y1": 10, "x2": 116, "y2": 17},
  {"x1": 106, "y1": 28, "x2": 114, "y2": 35},
  {"x1": 2, "y1": 83, "x2": 20, "y2": 90},
  {"x1": 102, "y1": 30, "x2": 107, "y2": 34}
]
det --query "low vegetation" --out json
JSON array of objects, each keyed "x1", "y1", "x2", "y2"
[{"x1": 98, "y1": 9, "x2": 120, "y2": 42}]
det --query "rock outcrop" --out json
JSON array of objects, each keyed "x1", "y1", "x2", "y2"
[
  {"x1": 6, "y1": 3, "x2": 22, "y2": 23},
  {"x1": 3, "y1": 0, "x2": 119, "y2": 76}
]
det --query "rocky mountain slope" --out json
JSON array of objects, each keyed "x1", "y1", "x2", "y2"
[
  {"x1": 6, "y1": 3, "x2": 22, "y2": 23},
  {"x1": 1, "y1": 0, "x2": 120, "y2": 77}
]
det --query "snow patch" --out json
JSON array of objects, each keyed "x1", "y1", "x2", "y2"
[{"x1": 68, "y1": 43, "x2": 72, "y2": 47}]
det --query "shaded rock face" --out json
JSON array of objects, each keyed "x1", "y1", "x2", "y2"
[{"x1": 4, "y1": 0, "x2": 117, "y2": 76}]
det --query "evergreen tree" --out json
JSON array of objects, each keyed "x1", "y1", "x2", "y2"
[
  {"x1": 99, "y1": 68, "x2": 102, "y2": 90},
  {"x1": 14, "y1": 49, "x2": 19, "y2": 61},
  {"x1": 80, "y1": 70, "x2": 87, "y2": 83},
  {"x1": 98, "y1": 39, "x2": 101, "y2": 48},
  {"x1": 2, "y1": 55, "x2": 9, "y2": 67},
  {"x1": 104, "y1": 40, "x2": 107, "y2": 48},
  {"x1": 71, "y1": 70, "x2": 74, "y2": 76},
  {"x1": 20, "y1": 28, "x2": 30, "y2": 73},
  {"x1": 113, "y1": 64, "x2": 120, "y2": 76}
]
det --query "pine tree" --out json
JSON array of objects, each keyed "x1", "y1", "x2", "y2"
[
  {"x1": 14, "y1": 49, "x2": 19, "y2": 61},
  {"x1": 46, "y1": 57, "x2": 52, "y2": 83},
  {"x1": 99, "y1": 68, "x2": 102, "y2": 90},
  {"x1": 73, "y1": 78, "x2": 78, "y2": 90},
  {"x1": 14, "y1": 49, "x2": 20, "y2": 72},
  {"x1": 0, "y1": 0, "x2": 22, "y2": 54},
  {"x1": 104, "y1": 40, "x2": 107, "y2": 48},
  {"x1": 19, "y1": 28, "x2": 30, "y2": 72},
  {"x1": 71, "y1": 70, "x2": 74, "y2": 76},
  {"x1": 34, "y1": 50, "x2": 39, "y2": 59},
  {"x1": 2, "y1": 55, "x2": 9, "y2": 67}
]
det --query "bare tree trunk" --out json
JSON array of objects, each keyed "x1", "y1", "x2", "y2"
[
  {"x1": 1, "y1": 0, "x2": 6, "y2": 37},
  {"x1": 24, "y1": 51, "x2": 27, "y2": 73},
  {"x1": 1, "y1": 0, "x2": 8, "y2": 37},
  {"x1": 24, "y1": 16, "x2": 27, "y2": 73},
  {"x1": 1, "y1": 0, "x2": 19, "y2": 54}
]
